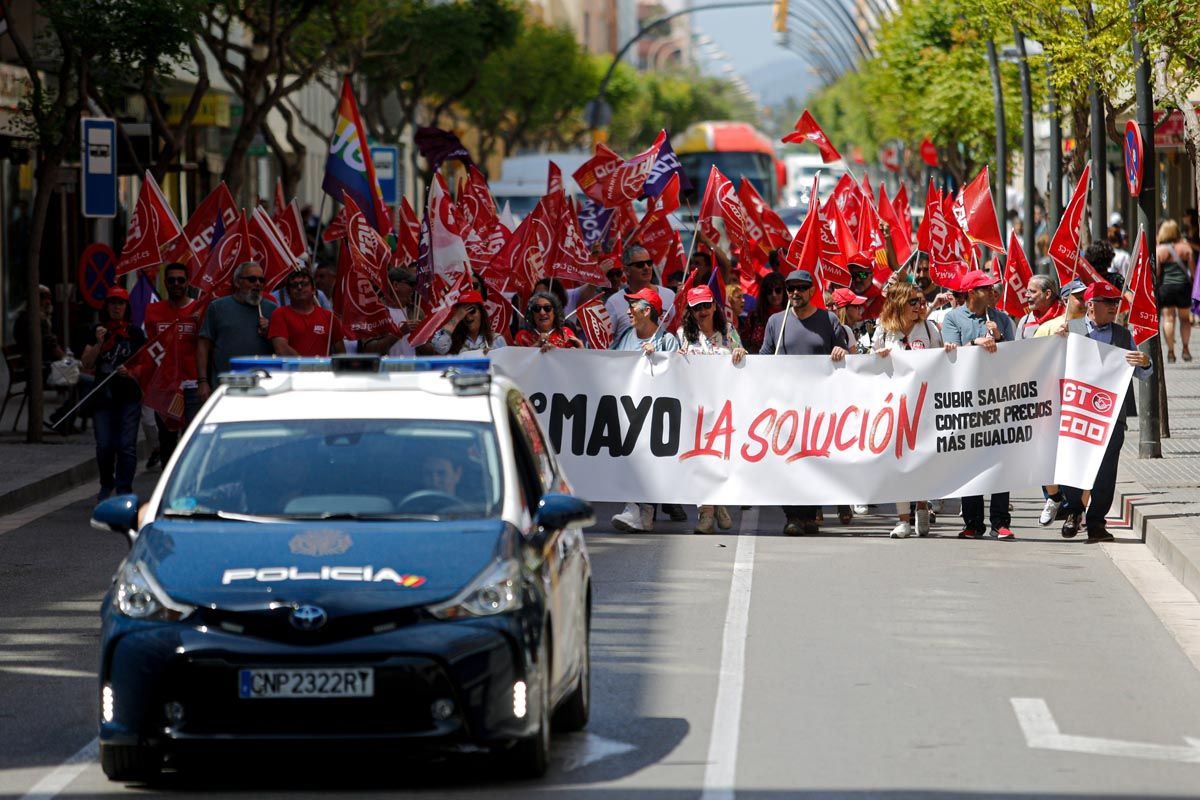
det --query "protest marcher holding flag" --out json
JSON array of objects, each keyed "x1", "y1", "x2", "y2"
[
  {"x1": 1055, "y1": 281, "x2": 1152, "y2": 541},
  {"x1": 269, "y1": 269, "x2": 346, "y2": 357},
  {"x1": 195, "y1": 261, "x2": 278, "y2": 403},
  {"x1": 80, "y1": 288, "x2": 147, "y2": 501},
  {"x1": 782, "y1": 109, "x2": 842, "y2": 163},
  {"x1": 141, "y1": 261, "x2": 203, "y2": 461}
]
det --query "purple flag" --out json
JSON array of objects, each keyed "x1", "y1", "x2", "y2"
[
  {"x1": 130, "y1": 272, "x2": 159, "y2": 328},
  {"x1": 641, "y1": 136, "x2": 692, "y2": 199},
  {"x1": 414, "y1": 127, "x2": 474, "y2": 171},
  {"x1": 577, "y1": 197, "x2": 614, "y2": 250}
]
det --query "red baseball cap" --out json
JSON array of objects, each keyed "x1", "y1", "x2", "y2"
[
  {"x1": 686, "y1": 285, "x2": 715, "y2": 306},
  {"x1": 1084, "y1": 281, "x2": 1121, "y2": 301},
  {"x1": 957, "y1": 270, "x2": 996, "y2": 292},
  {"x1": 831, "y1": 288, "x2": 867, "y2": 308},
  {"x1": 847, "y1": 251, "x2": 876, "y2": 270},
  {"x1": 455, "y1": 290, "x2": 484, "y2": 306},
  {"x1": 106, "y1": 287, "x2": 130, "y2": 301},
  {"x1": 624, "y1": 287, "x2": 663, "y2": 316}
]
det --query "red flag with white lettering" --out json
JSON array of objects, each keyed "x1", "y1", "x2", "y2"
[
  {"x1": 1049, "y1": 162, "x2": 1103, "y2": 286},
  {"x1": 117, "y1": 171, "x2": 185, "y2": 274},
  {"x1": 163, "y1": 182, "x2": 237, "y2": 267},
  {"x1": 273, "y1": 199, "x2": 308, "y2": 264},
  {"x1": 827, "y1": 174, "x2": 862, "y2": 240},
  {"x1": 1000, "y1": 230, "x2": 1033, "y2": 318},
  {"x1": 408, "y1": 269, "x2": 471, "y2": 347},
  {"x1": 247, "y1": 206, "x2": 302, "y2": 291},
  {"x1": 576, "y1": 295, "x2": 614, "y2": 350},
  {"x1": 952, "y1": 167, "x2": 1005, "y2": 252},
  {"x1": 738, "y1": 177, "x2": 790, "y2": 251},
  {"x1": 572, "y1": 144, "x2": 623, "y2": 205},
  {"x1": 781, "y1": 109, "x2": 841, "y2": 163},
  {"x1": 394, "y1": 196, "x2": 422, "y2": 265},
  {"x1": 547, "y1": 197, "x2": 608, "y2": 286},
  {"x1": 926, "y1": 192, "x2": 968, "y2": 288},
  {"x1": 192, "y1": 212, "x2": 248, "y2": 298},
  {"x1": 698, "y1": 166, "x2": 750, "y2": 260},
  {"x1": 547, "y1": 161, "x2": 563, "y2": 196},
  {"x1": 124, "y1": 324, "x2": 188, "y2": 428},
  {"x1": 1122, "y1": 226, "x2": 1159, "y2": 345},
  {"x1": 877, "y1": 184, "x2": 912, "y2": 264},
  {"x1": 596, "y1": 131, "x2": 667, "y2": 208},
  {"x1": 336, "y1": 234, "x2": 399, "y2": 343}
]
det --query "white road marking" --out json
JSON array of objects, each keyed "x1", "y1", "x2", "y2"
[
  {"x1": 0, "y1": 665, "x2": 95, "y2": 679},
  {"x1": 1012, "y1": 698, "x2": 1200, "y2": 763},
  {"x1": 555, "y1": 732, "x2": 636, "y2": 772},
  {"x1": 0, "y1": 484, "x2": 95, "y2": 535},
  {"x1": 19, "y1": 737, "x2": 97, "y2": 800},
  {"x1": 700, "y1": 507, "x2": 758, "y2": 800}
]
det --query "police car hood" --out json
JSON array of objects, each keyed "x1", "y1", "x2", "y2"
[{"x1": 137, "y1": 518, "x2": 512, "y2": 610}]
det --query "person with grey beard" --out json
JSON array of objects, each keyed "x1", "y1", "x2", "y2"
[{"x1": 195, "y1": 261, "x2": 278, "y2": 402}]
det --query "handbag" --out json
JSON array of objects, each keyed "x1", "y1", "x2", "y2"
[{"x1": 47, "y1": 356, "x2": 80, "y2": 387}]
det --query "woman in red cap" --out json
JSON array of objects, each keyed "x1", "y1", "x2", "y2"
[
  {"x1": 80, "y1": 287, "x2": 147, "y2": 501},
  {"x1": 430, "y1": 290, "x2": 506, "y2": 355},
  {"x1": 831, "y1": 288, "x2": 870, "y2": 353},
  {"x1": 872, "y1": 280, "x2": 957, "y2": 538},
  {"x1": 676, "y1": 285, "x2": 746, "y2": 534}
]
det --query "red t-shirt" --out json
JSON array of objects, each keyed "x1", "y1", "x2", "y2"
[
  {"x1": 267, "y1": 305, "x2": 343, "y2": 356},
  {"x1": 513, "y1": 327, "x2": 583, "y2": 348},
  {"x1": 142, "y1": 300, "x2": 200, "y2": 383}
]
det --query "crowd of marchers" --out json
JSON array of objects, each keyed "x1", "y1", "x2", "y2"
[{"x1": 23, "y1": 214, "x2": 1193, "y2": 544}]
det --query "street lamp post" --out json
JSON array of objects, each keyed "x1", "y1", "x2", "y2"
[
  {"x1": 1012, "y1": 26, "x2": 1037, "y2": 264},
  {"x1": 1048, "y1": 62, "x2": 1063, "y2": 223},
  {"x1": 985, "y1": 37, "x2": 1007, "y2": 263}
]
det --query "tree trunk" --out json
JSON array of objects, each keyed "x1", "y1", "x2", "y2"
[{"x1": 24, "y1": 159, "x2": 62, "y2": 443}]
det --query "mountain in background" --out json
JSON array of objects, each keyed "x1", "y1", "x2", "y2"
[{"x1": 740, "y1": 58, "x2": 819, "y2": 137}]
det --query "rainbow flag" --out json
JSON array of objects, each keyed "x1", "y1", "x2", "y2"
[{"x1": 322, "y1": 77, "x2": 391, "y2": 236}]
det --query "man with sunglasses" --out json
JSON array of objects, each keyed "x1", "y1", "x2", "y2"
[
  {"x1": 142, "y1": 262, "x2": 203, "y2": 461},
  {"x1": 604, "y1": 244, "x2": 675, "y2": 343},
  {"x1": 269, "y1": 269, "x2": 346, "y2": 357},
  {"x1": 1054, "y1": 281, "x2": 1151, "y2": 542},
  {"x1": 760, "y1": 268, "x2": 850, "y2": 536},
  {"x1": 196, "y1": 261, "x2": 278, "y2": 402},
  {"x1": 846, "y1": 252, "x2": 885, "y2": 321}
]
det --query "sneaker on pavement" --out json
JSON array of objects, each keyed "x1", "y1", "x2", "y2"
[
  {"x1": 662, "y1": 503, "x2": 688, "y2": 522},
  {"x1": 992, "y1": 526, "x2": 1015, "y2": 540},
  {"x1": 1086, "y1": 527, "x2": 1114, "y2": 543},
  {"x1": 915, "y1": 508, "x2": 931, "y2": 536},
  {"x1": 957, "y1": 527, "x2": 979, "y2": 538},
  {"x1": 1039, "y1": 497, "x2": 1062, "y2": 526},
  {"x1": 695, "y1": 511, "x2": 716, "y2": 534},
  {"x1": 715, "y1": 506, "x2": 733, "y2": 530},
  {"x1": 852, "y1": 504, "x2": 869, "y2": 515},
  {"x1": 890, "y1": 521, "x2": 914, "y2": 539},
  {"x1": 612, "y1": 503, "x2": 645, "y2": 532},
  {"x1": 1061, "y1": 514, "x2": 1080, "y2": 539},
  {"x1": 783, "y1": 519, "x2": 802, "y2": 536}
]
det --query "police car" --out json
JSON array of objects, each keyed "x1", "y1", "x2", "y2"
[{"x1": 90, "y1": 355, "x2": 593, "y2": 780}]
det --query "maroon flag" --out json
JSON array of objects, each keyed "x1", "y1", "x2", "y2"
[
  {"x1": 576, "y1": 295, "x2": 614, "y2": 350},
  {"x1": 781, "y1": 109, "x2": 842, "y2": 163},
  {"x1": 877, "y1": 184, "x2": 912, "y2": 265},
  {"x1": 414, "y1": 126, "x2": 474, "y2": 171},
  {"x1": 1049, "y1": 163, "x2": 1103, "y2": 285},
  {"x1": 596, "y1": 131, "x2": 667, "y2": 207},
  {"x1": 1122, "y1": 226, "x2": 1159, "y2": 345},
  {"x1": 572, "y1": 145, "x2": 623, "y2": 205},
  {"x1": 738, "y1": 177, "x2": 790, "y2": 251},
  {"x1": 409, "y1": 269, "x2": 471, "y2": 347},
  {"x1": 1000, "y1": 230, "x2": 1033, "y2": 318},
  {"x1": 273, "y1": 199, "x2": 308, "y2": 263},
  {"x1": 952, "y1": 167, "x2": 1005, "y2": 252},
  {"x1": 164, "y1": 182, "x2": 237, "y2": 267},
  {"x1": 117, "y1": 171, "x2": 185, "y2": 274},
  {"x1": 546, "y1": 198, "x2": 608, "y2": 286},
  {"x1": 124, "y1": 325, "x2": 187, "y2": 427}
]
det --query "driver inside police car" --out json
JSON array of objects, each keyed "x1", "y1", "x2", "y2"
[{"x1": 421, "y1": 455, "x2": 462, "y2": 497}]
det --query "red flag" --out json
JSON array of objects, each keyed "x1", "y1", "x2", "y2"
[
  {"x1": 486, "y1": 195, "x2": 555, "y2": 301},
  {"x1": 394, "y1": 196, "x2": 422, "y2": 265},
  {"x1": 926, "y1": 192, "x2": 968, "y2": 287},
  {"x1": 781, "y1": 109, "x2": 842, "y2": 163},
  {"x1": 425, "y1": 174, "x2": 473, "y2": 290},
  {"x1": 340, "y1": 194, "x2": 393, "y2": 287},
  {"x1": 547, "y1": 198, "x2": 608, "y2": 286},
  {"x1": 596, "y1": 131, "x2": 667, "y2": 208},
  {"x1": 485, "y1": 292, "x2": 513, "y2": 340},
  {"x1": 124, "y1": 325, "x2": 188, "y2": 427},
  {"x1": 877, "y1": 184, "x2": 912, "y2": 264},
  {"x1": 828, "y1": 202, "x2": 858, "y2": 268},
  {"x1": 273, "y1": 199, "x2": 308, "y2": 263},
  {"x1": 163, "y1": 182, "x2": 237, "y2": 267},
  {"x1": 458, "y1": 165, "x2": 497, "y2": 230},
  {"x1": 323, "y1": 207, "x2": 347, "y2": 243},
  {"x1": 117, "y1": 171, "x2": 185, "y2": 275},
  {"x1": 856, "y1": 198, "x2": 891, "y2": 285},
  {"x1": 1123, "y1": 226, "x2": 1159, "y2": 345},
  {"x1": 193, "y1": 212, "x2": 249, "y2": 298},
  {"x1": 247, "y1": 207, "x2": 302, "y2": 290},
  {"x1": 547, "y1": 161, "x2": 563, "y2": 196},
  {"x1": 576, "y1": 296, "x2": 614, "y2": 350},
  {"x1": 1000, "y1": 230, "x2": 1033, "y2": 318},
  {"x1": 919, "y1": 137, "x2": 938, "y2": 168},
  {"x1": 273, "y1": 178, "x2": 286, "y2": 216},
  {"x1": 738, "y1": 178, "x2": 790, "y2": 251},
  {"x1": 1049, "y1": 163, "x2": 1103, "y2": 285},
  {"x1": 698, "y1": 166, "x2": 749, "y2": 260},
  {"x1": 860, "y1": 172, "x2": 874, "y2": 204},
  {"x1": 572, "y1": 144, "x2": 623, "y2": 205},
  {"x1": 638, "y1": 211, "x2": 685, "y2": 280},
  {"x1": 894, "y1": 183, "x2": 913, "y2": 247},
  {"x1": 337, "y1": 218, "x2": 401, "y2": 343},
  {"x1": 827, "y1": 174, "x2": 862, "y2": 240},
  {"x1": 952, "y1": 167, "x2": 1005, "y2": 252},
  {"x1": 409, "y1": 269, "x2": 471, "y2": 347}
]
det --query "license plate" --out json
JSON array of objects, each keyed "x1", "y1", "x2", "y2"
[{"x1": 238, "y1": 668, "x2": 374, "y2": 699}]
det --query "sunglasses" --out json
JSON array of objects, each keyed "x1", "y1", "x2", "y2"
[
  {"x1": 532, "y1": 304, "x2": 554, "y2": 313},
  {"x1": 288, "y1": 281, "x2": 312, "y2": 290},
  {"x1": 1093, "y1": 297, "x2": 1120, "y2": 305},
  {"x1": 106, "y1": 298, "x2": 127, "y2": 305},
  {"x1": 906, "y1": 297, "x2": 926, "y2": 307},
  {"x1": 852, "y1": 271, "x2": 872, "y2": 280},
  {"x1": 787, "y1": 284, "x2": 813, "y2": 293},
  {"x1": 240, "y1": 275, "x2": 265, "y2": 284},
  {"x1": 691, "y1": 302, "x2": 714, "y2": 311},
  {"x1": 165, "y1": 277, "x2": 188, "y2": 286},
  {"x1": 766, "y1": 287, "x2": 785, "y2": 295},
  {"x1": 628, "y1": 260, "x2": 654, "y2": 268}
]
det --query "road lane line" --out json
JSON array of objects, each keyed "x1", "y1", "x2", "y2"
[
  {"x1": 19, "y1": 737, "x2": 97, "y2": 800},
  {"x1": 700, "y1": 508, "x2": 758, "y2": 800},
  {"x1": 0, "y1": 484, "x2": 94, "y2": 536}
]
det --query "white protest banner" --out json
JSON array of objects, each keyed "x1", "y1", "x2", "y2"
[{"x1": 490, "y1": 336, "x2": 1134, "y2": 506}]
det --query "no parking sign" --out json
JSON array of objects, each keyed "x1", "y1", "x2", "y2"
[{"x1": 78, "y1": 243, "x2": 117, "y2": 309}]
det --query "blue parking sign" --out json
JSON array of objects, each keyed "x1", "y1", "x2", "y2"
[
  {"x1": 370, "y1": 145, "x2": 399, "y2": 206},
  {"x1": 81, "y1": 118, "x2": 117, "y2": 218}
]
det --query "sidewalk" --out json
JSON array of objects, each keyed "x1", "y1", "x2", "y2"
[{"x1": 1114, "y1": 358, "x2": 1200, "y2": 602}]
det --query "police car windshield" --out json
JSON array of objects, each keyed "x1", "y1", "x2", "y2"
[{"x1": 160, "y1": 419, "x2": 503, "y2": 520}]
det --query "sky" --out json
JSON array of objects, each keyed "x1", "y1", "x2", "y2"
[{"x1": 687, "y1": 3, "x2": 795, "y2": 76}]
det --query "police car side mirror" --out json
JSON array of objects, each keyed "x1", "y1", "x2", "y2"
[
  {"x1": 533, "y1": 494, "x2": 595, "y2": 535},
  {"x1": 90, "y1": 495, "x2": 140, "y2": 547}
]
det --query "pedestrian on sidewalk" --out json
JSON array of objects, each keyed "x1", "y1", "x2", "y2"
[
  {"x1": 760, "y1": 268, "x2": 850, "y2": 536},
  {"x1": 940, "y1": 269, "x2": 1014, "y2": 540},
  {"x1": 610, "y1": 288, "x2": 680, "y2": 533},
  {"x1": 1155, "y1": 219, "x2": 1194, "y2": 363},
  {"x1": 1055, "y1": 281, "x2": 1152, "y2": 542},
  {"x1": 81, "y1": 288, "x2": 146, "y2": 501},
  {"x1": 676, "y1": 285, "x2": 746, "y2": 534},
  {"x1": 142, "y1": 262, "x2": 203, "y2": 465}
]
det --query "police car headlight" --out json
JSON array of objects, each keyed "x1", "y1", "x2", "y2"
[
  {"x1": 428, "y1": 559, "x2": 523, "y2": 619},
  {"x1": 115, "y1": 560, "x2": 194, "y2": 622}
]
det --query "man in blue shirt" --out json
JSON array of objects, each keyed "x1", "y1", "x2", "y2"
[
  {"x1": 1055, "y1": 280, "x2": 1152, "y2": 542},
  {"x1": 940, "y1": 269, "x2": 1016, "y2": 539}
]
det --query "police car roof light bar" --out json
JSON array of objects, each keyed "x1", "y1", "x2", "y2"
[{"x1": 228, "y1": 356, "x2": 492, "y2": 375}]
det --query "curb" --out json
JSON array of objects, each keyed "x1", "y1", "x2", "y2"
[
  {"x1": 0, "y1": 456, "x2": 98, "y2": 518},
  {"x1": 1114, "y1": 481, "x2": 1200, "y2": 605}
]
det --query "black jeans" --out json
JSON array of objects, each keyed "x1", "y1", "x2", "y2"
[
  {"x1": 781, "y1": 505, "x2": 818, "y2": 523},
  {"x1": 1063, "y1": 423, "x2": 1124, "y2": 530},
  {"x1": 961, "y1": 493, "x2": 1011, "y2": 533},
  {"x1": 153, "y1": 388, "x2": 202, "y2": 462},
  {"x1": 94, "y1": 400, "x2": 140, "y2": 495}
]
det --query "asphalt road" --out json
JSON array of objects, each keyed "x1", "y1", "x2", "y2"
[{"x1": 3, "y1": 480, "x2": 1200, "y2": 799}]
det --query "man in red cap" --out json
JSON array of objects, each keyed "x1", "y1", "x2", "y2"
[
  {"x1": 941, "y1": 269, "x2": 1017, "y2": 540},
  {"x1": 1055, "y1": 280, "x2": 1152, "y2": 542},
  {"x1": 610, "y1": 286, "x2": 680, "y2": 533},
  {"x1": 846, "y1": 251, "x2": 885, "y2": 320}
]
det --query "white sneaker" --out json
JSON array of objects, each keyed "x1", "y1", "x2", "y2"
[
  {"x1": 612, "y1": 503, "x2": 645, "y2": 532},
  {"x1": 890, "y1": 521, "x2": 914, "y2": 539},
  {"x1": 1039, "y1": 497, "x2": 1062, "y2": 526},
  {"x1": 695, "y1": 510, "x2": 716, "y2": 534},
  {"x1": 915, "y1": 508, "x2": 931, "y2": 536},
  {"x1": 715, "y1": 505, "x2": 733, "y2": 529},
  {"x1": 852, "y1": 504, "x2": 869, "y2": 515},
  {"x1": 931, "y1": 499, "x2": 945, "y2": 514},
  {"x1": 638, "y1": 503, "x2": 655, "y2": 531}
]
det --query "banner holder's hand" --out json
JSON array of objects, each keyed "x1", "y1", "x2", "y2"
[
  {"x1": 875, "y1": 347, "x2": 891, "y2": 358},
  {"x1": 1126, "y1": 350, "x2": 1150, "y2": 367},
  {"x1": 830, "y1": 346, "x2": 847, "y2": 362},
  {"x1": 731, "y1": 346, "x2": 746, "y2": 365},
  {"x1": 974, "y1": 336, "x2": 997, "y2": 353}
]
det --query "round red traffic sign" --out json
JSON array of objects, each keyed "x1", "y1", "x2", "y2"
[
  {"x1": 1124, "y1": 119, "x2": 1143, "y2": 197},
  {"x1": 77, "y1": 243, "x2": 117, "y2": 309}
]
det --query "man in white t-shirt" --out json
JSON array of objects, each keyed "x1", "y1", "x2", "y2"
[{"x1": 605, "y1": 244, "x2": 676, "y2": 342}]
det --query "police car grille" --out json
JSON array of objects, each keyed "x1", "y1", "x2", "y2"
[{"x1": 196, "y1": 607, "x2": 423, "y2": 644}]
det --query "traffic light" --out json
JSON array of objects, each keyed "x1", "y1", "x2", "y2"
[{"x1": 772, "y1": 0, "x2": 788, "y2": 33}]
